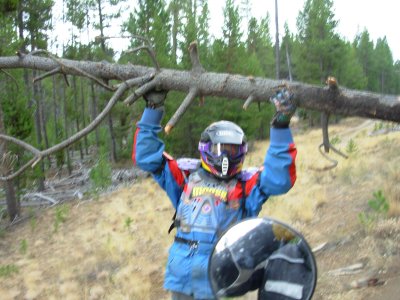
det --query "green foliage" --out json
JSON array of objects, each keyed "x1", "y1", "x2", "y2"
[
  {"x1": 247, "y1": 15, "x2": 274, "y2": 77},
  {"x1": 19, "y1": 239, "x2": 28, "y2": 255},
  {"x1": 330, "y1": 135, "x2": 341, "y2": 145},
  {"x1": 296, "y1": 0, "x2": 340, "y2": 83},
  {"x1": 358, "y1": 211, "x2": 374, "y2": 230},
  {"x1": 373, "y1": 122, "x2": 385, "y2": 132},
  {"x1": 89, "y1": 147, "x2": 112, "y2": 190},
  {"x1": 30, "y1": 215, "x2": 37, "y2": 233},
  {"x1": 65, "y1": 0, "x2": 87, "y2": 30},
  {"x1": 358, "y1": 190, "x2": 390, "y2": 230},
  {"x1": 0, "y1": 0, "x2": 18, "y2": 13},
  {"x1": 345, "y1": 139, "x2": 358, "y2": 154},
  {"x1": 353, "y1": 30, "x2": 379, "y2": 92},
  {"x1": 122, "y1": 0, "x2": 172, "y2": 67},
  {"x1": 124, "y1": 217, "x2": 133, "y2": 230},
  {"x1": 0, "y1": 80, "x2": 33, "y2": 139},
  {"x1": 375, "y1": 37, "x2": 395, "y2": 93},
  {"x1": 0, "y1": 227, "x2": 5, "y2": 239},
  {"x1": 53, "y1": 204, "x2": 69, "y2": 233},
  {"x1": 368, "y1": 190, "x2": 389, "y2": 214},
  {"x1": 21, "y1": 0, "x2": 54, "y2": 50},
  {"x1": 0, "y1": 264, "x2": 19, "y2": 278}
]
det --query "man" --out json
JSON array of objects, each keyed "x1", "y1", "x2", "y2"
[{"x1": 132, "y1": 88, "x2": 297, "y2": 300}]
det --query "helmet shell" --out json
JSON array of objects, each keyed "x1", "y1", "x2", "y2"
[
  {"x1": 200, "y1": 121, "x2": 247, "y2": 145},
  {"x1": 199, "y1": 121, "x2": 247, "y2": 179},
  {"x1": 208, "y1": 218, "x2": 317, "y2": 299}
]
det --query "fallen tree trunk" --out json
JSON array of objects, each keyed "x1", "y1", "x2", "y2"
[
  {"x1": 0, "y1": 43, "x2": 399, "y2": 182},
  {"x1": 0, "y1": 52, "x2": 399, "y2": 123}
]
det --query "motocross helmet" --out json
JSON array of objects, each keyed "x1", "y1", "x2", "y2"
[{"x1": 198, "y1": 121, "x2": 248, "y2": 179}]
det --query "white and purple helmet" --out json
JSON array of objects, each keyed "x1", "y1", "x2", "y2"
[{"x1": 198, "y1": 121, "x2": 248, "y2": 179}]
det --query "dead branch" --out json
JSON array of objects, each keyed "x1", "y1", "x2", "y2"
[
  {"x1": 165, "y1": 41, "x2": 205, "y2": 133},
  {"x1": 165, "y1": 87, "x2": 199, "y2": 134},
  {"x1": 22, "y1": 193, "x2": 58, "y2": 205},
  {"x1": 26, "y1": 50, "x2": 116, "y2": 91},
  {"x1": 313, "y1": 77, "x2": 349, "y2": 171}
]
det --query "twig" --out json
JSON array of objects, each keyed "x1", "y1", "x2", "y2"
[
  {"x1": 23, "y1": 193, "x2": 58, "y2": 205},
  {"x1": 33, "y1": 66, "x2": 61, "y2": 83},
  {"x1": 123, "y1": 35, "x2": 160, "y2": 71},
  {"x1": 165, "y1": 87, "x2": 198, "y2": 134},
  {"x1": 164, "y1": 42, "x2": 205, "y2": 134},
  {"x1": 243, "y1": 94, "x2": 255, "y2": 110},
  {"x1": 0, "y1": 69, "x2": 19, "y2": 88},
  {"x1": 188, "y1": 41, "x2": 204, "y2": 74},
  {"x1": 28, "y1": 50, "x2": 115, "y2": 91}
]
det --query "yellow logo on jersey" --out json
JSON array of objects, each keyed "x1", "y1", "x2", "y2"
[{"x1": 191, "y1": 186, "x2": 228, "y2": 201}]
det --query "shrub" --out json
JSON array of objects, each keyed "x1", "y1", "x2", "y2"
[{"x1": 89, "y1": 147, "x2": 112, "y2": 190}]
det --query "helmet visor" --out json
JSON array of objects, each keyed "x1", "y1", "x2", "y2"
[{"x1": 210, "y1": 143, "x2": 246, "y2": 159}]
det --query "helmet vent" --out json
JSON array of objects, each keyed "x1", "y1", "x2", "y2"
[{"x1": 222, "y1": 157, "x2": 229, "y2": 176}]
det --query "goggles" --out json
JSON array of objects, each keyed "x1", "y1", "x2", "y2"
[{"x1": 199, "y1": 142, "x2": 247, "y2": 159}]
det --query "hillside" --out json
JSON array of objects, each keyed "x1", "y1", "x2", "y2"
[{"x1": 0, "y1": 118, "x2": 399, "y2": 300}]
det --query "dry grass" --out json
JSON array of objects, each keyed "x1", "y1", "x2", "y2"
[{"x1": 1, "y1": 118, "x2": 399, "y2": 300}]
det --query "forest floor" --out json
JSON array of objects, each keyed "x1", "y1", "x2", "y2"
[{"x1": 0, "y1": 117, "x2": 400, "y2": 300}]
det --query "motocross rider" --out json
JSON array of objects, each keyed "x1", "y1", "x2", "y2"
[{"x1": 132, "y1": 88, "x2": 297, "y2": 300}]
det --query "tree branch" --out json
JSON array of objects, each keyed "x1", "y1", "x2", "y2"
[{"x1": 165, "y1": 87, "x2": 199, "y2": 134}]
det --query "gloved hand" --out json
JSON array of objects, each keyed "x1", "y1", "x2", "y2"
[
  {"x1": 270, "y1": 88, "x2": 296, "y2": 128},
  {"x1": 143, "y1": 88, "x2": 168, "y2": 109}
]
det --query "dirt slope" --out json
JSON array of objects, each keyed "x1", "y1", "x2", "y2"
[{"x1": 1, "y1": 118, "x2": 399, "y2": 300}]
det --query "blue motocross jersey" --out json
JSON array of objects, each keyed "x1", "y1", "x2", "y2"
[{"x1": 133, "y1": 108, "x2": 297, "y2": 299}]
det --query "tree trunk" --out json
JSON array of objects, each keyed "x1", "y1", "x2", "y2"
[
  {"x1": 0, "y1": 90, "x2": 19, "y2": 220},
  {"x1": 72, "y1": 76, "x2": 84, "y2": 160},
  {"x1": 39, "y1": 81, "x2": 51, "y2": 167},
  {"x1": 52, "y1": 75, "x2": 59, "y2": 140},
  {"x1": 0, "y1": 54, "x2": 399, "y2": 123},
  {"x1": 285, "y1": 42, "x2": 293, "y2": 82},
  {"x1": 61, "y1": 82, "x2": 72, "y2": 175},
  {"x1": 97, "y1": 0, "x2": 117, "y2": 163},
  {"x1": 108, "y1": 112, "x2": 117, "y2": 163},
  {"x1": 170, "y1": 0, "x2": 179, "y2": 65},
  {"x1": 90, "y1": 82, "x2": 100, "y2": 148},
  {"x1": 80, "y1": 79, "x2": 89, "y2": 155},
  {"x1": 274, "y1": 0, "x2": 280, "y2": 79},
  {"x1": 32, "y1": 70, "x2": 45, "y2": 191}
]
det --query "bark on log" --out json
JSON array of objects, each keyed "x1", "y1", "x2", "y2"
[{"x1": 1, "y1": 54, "x2": 399, "y2": 123}]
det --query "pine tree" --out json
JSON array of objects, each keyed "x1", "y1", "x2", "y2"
[
  {"x1": 246, "y1": 16, "x2": 274, "y2": 78},
  {"x1": 221, "y1": 0, "x2": 244, "y2": 73},
  {"x1": 375, "y1": 37, "x2": 395, "y2": 94},
  {"x1": 122, "y1": 0, "x2": 171, "y2": 67},
  {"x1": 353, "y1": 30, "x2": 379, "y2": 92},
  {"x1": 296, "y1": 0, "x2": 340, "y2": 84}
]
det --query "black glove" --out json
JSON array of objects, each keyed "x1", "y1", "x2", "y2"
[
  {"x1": 270, "y1": 88, "x2": 296, "y2": 128},
  {"x1": 143, "y1": 88, "x2": 168, "y2": 109}
]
